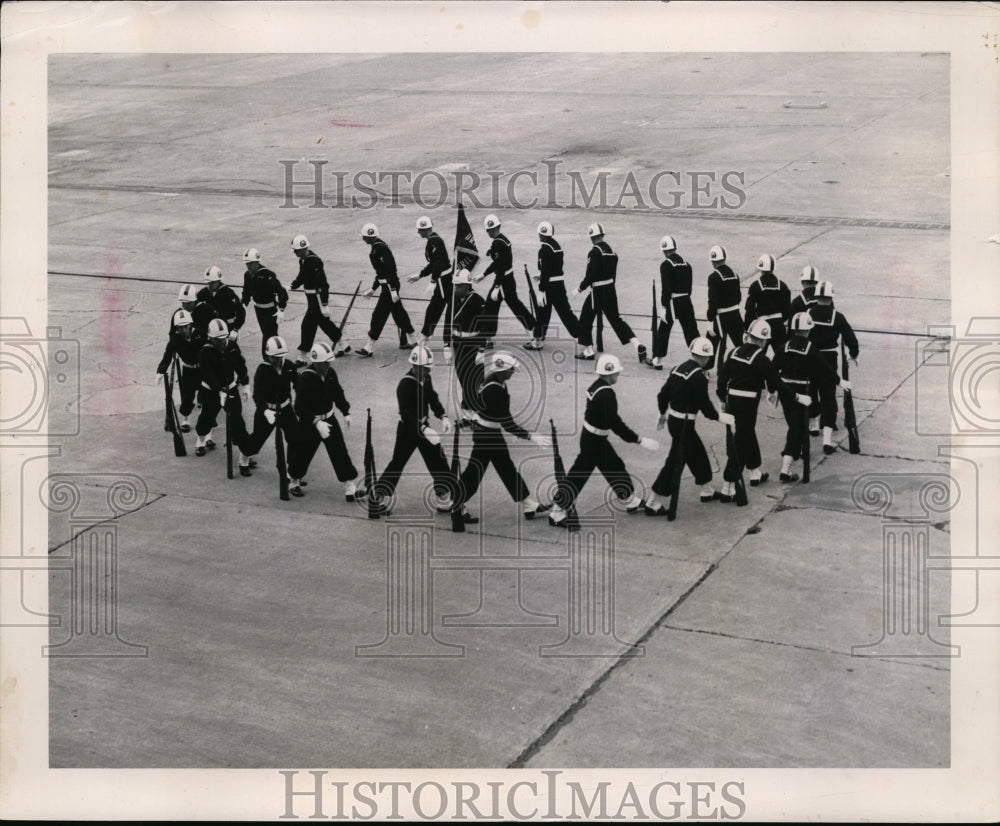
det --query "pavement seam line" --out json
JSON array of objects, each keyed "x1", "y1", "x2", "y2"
[
  {"x1": 507, "y1": 562, "x2": 719, "y2": 768},
  {"x1": 48, "y1": 493, "x2": 168, "y2": 556}
]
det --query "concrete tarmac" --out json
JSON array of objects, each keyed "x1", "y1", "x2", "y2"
[{"x1": 42, "y1": 52, "x2": 952, "y2": 769}]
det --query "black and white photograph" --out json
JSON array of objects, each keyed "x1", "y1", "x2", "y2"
[{"x1": 2, "y1": 1, "x2": 998, "y2": 821}]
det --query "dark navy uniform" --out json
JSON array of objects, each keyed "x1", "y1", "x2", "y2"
[
  {"x1": 195, "y1": 339, "x2": 251, "y2": 452},
  {"x1": 243, "y1": 359, "x2": 299, "y2": 459},
  {"x1": 157, "y1": 326, "x2": 206, "y2": 420},
  {"x1": 373, "y1": 370, "x2": 456, "y2": 504},
  {"x1": 807, "y1": 304, "x2": 859, "y2": 429},
  {"x1": 532, "y1": 236, "x2": 579, "y2": 341},
  {"x1": 452, "y1": 290, "x2": 488, "y2": 415},
  {"x1": 198, "y1": 284, "x2": 246, "y2": 336},
  {"x1": 414, "y1": 231, "x2": 454, "y2": 346},
  {"x1": 716, "y1": 343, "x2": 789, "y2": 480},
  {"x1": 456, "y1": 377, "x2": 533, "y2": 508},
  {"x1": 289, "y1": 249, "x2": 344, "y2": 356},
  {"x1": 482, "y1": 233, "x2": 534, "y2": 332},
  {"x1": 654, "y1": 253, "x2": 699, "y2": 360},
  {"x1": 577, "y1": 240, "x2": 638, "y2": 349},
  {"x1": 789, "y1": 288, "x2": 819, "y2": 320},
  {"x1": 288, "y1": 365, "x2": 358, "y2": 484},
  {"x1": 365, "y1": 238, "x2": 414, "y2": 344},
  {"x1": 172, "y1": 301, "x2": 217, "y2": 337},
  {"x1": 778, "y1": 336, "x2": 841, "y2": 461},
  {"x1": 241, "y1": 264, "x2": 288, "y2": 356},
  {"x1": 706, "y1": 263, "x2": 745, "y2": 370},
  {"x1": 554, "y1": 378, "x2": 641, "y2": 510},
  {"x1": 745, "y1": 273, "x2": 792, "y2": 363},
  {"x1": 651, "y1": 358, "x2": 719, "y2": 497}
]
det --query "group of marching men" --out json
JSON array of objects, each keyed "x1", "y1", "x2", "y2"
[{"x1": 155, "y1": 211, "x2": 860, "y2": 529}]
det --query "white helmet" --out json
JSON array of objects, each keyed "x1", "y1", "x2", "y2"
[
  {"x1": 747, "y1": 319, "x2": 772, "y2": 341},
  {"x1": 243, "y1": 248, "x2": 261, "y2": 263},
  {"x1": 416, "y1": 216, "x2": 433, "y2": 231},
  {"x1": 596, "y1": 354, "x2": 622, "y2": 375},
  {"x1": 485, "y1": 351, "x2": 518, "y2": 377},
  {"x1": 757, "y1": 253, "x2": 775, "y2": 273},
  {"x1": 207, "y1": 318, "x2": 230, "y2": 339},
  {"x1": 204, "y1": 265, "x2": 223, "y2": 282},
  {"x1": 291, "y1": 234, "x2": 309, "y2": 250},
  {"x1": 453, "y1": 268, "x2": 473, "y2": 286},
  {"x1": 816, "y1": 281, "x2": 835, "y2": 299},
  {"x1": 361, "y1": 223, "x2": 378, "y2": 239},
  {"x1": 178, "y1": 284, "x2": 198, "y2": 303},
  {"x1": 309, "y1": 342, "x2": 334, "y2": 363},
  {"x1": 709, "y1": 245, "x2": 727, "y2": 263},
  {"x1": 265, "y1": 336, "x2": 288, "y2": 357},
  {"x1": 800, "y1": 265, "x2": 819, "y2": 283},
  {"x1": 174, "y1": 309, "x2": 194, "y2": 328},
  {"x1": 587, "y1": 222, "x2": 605, "y2": 239},
  {"x1": 690, "y1": 336, "x2": 714, "y2": 358},
  {"x1": 790, "y1": 312, "x2": 814, "y2": 332},
  {"x1": 408, "y1": 345, "x2": 434, "y2": 366},
  {"x1": 537, "y1": 221, "x2": 554, "y2": 237},
  {"x1": 660, "y1": 235, "x2": 677, "y2": 252},
  {"x1": 484, "y1": 214, "x2": 501, "y2": 231}
]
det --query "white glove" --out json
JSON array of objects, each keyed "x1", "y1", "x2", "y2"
[
  {"x1": 795, "y1": 393, "x2": 811, "y2": 407},
  {"x1": 363, "y1": 288, "x2": 376, "y2": 298},
  {"x1": 320, "y1": 305, "x2": 331, "y2": 318},
  {"x1": 155, "y1": 372, "x2": 164, "y2": 385},
  {"x1": 719, "y1": 412, "x2": 736, "y2": 427},
  {"x1": 228, "y1": 329, "x2": 239, "y2": 342},
  {"x1": 422, "y1": 426, "x2": 441, "y2": 446},
  {"x1": 407, "y1": 273, "x2": 421, "y2": 283},
  {"x1": 639, "y1": 436, "x2": 660, "y2": 452},
  {"x1": 440, "y1": 416, "x2": 452, "y2": 434},
  {"x1": 529, "y1": 433, "x2": 552, "y2": 448},
  {"x1": 343, "y1": 414, "x2": 351, "y2": 430},
  {"x1": 538, "y1": 291, "x2": 547, "y2": 307},
  {"x1": 424, "y1": 283, "x2": 436, "y2": 295},
  {"x1": 315, "y1": 420, "x2": 331, "y2": 440},
  {"x1": 840, "y1": 379, "x2": 852, "y2": 392},
  {"x1": 390, "y1": 290, "x2": 399, "y2": 304},
  {"x1": 488, "y1": 286, "x2": 502, "y2": 302},
  {"x1": 658, "y1": 307, "x2": 668, "y2": 323},
  {"x1": 240, "y1": 385, "x2": 250, "y2": 401},
  {"x1": 264, "y1": 409, "x2": 276, "y2": 425},
  {"x1": 473, "y1": 273, "x2": 486, "y2": 283},
  {"x1": 656, "y1": 414, "x2": 667, "y2": 431},
  {"x1": 218, "y1": 391, "x2": 228, "y2": 407},
  {"x1": 276, "y1": 309, "x2": 285, "y2": 322},
  {"x1": 767, "y1": 391, "x2": 778, "y2": 408}
]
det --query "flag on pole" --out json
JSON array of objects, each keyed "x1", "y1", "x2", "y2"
[{"x1": 454, "y1": 202, "x2": 479, "y2": 272}]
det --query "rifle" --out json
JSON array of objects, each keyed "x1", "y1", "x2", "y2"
[
  {"x1": 595, "y1": 304, "x2": 604, "y2": 353},
  {"x1": 666, "y1": 415, "x2": 690, "y2": 522},
  {"x1": 275, "y1": 419, "x2": 290, "y2": 501},
  {"x1": 651, "y1": 280, "x2": 658, "y2": 360},
  {"x1": 524, "y1": 265, "x2": 540, "y2": 332},
  {"x1": 550, "y1": 419, "x2": 580, "y2": 531},
  {"x1": 842, "y1": 341, "x2": 860, "y2": 454},
  {"x1": 448, "y1": 420, "x2": 465, "y2": 532},
  {"x1": 365, "y1": 408, "x2": 379, "y2": 518},
  {"x1": 725, "y1": 421, "x2": 748, "y2": 506},
  {"x1": 224, "y1": 393, "x2": 234, "y2": 480},
  {"x1": 164, "y1": 358, "x2": 187, "y2": 457},
  {"x1": 338, "y1": 280, "x2": 363, "y2": 336},
  {"x1": 801, "y1": 400, "x2": 811, "y2": 484}
]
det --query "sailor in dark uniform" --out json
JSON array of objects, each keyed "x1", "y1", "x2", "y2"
[
  {"x1": 744, "y1": 253, "x2": 792, "y2": 364},
  {"x1": 705, "y1": 244, "x2": 744, "y2": 371},
  {"x1": 807, "y1": 281, "x2": 859, "y2": 454}
]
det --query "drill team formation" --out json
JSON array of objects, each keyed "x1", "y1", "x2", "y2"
[{"x1": 157, "y1": 207, "x2": 861, "y2": 533}]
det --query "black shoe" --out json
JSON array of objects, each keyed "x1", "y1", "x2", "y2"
[
  {"x1": 626, "y1": 499, "x2": 645, "y2": 514},
  {"x1": 637, "y1": 344, "x2": 648, "y2": 364},
  {"x1": 248, "y1": 458, "x2": 258, "y2": 469},
  {"x1": 335, "y1": 345, "x2": 352, "y2": 358},
  {"x1": 289, "y1": 483, "x2": 304, "y2": 497},
  {"x1": 180, "y1": 422, "x2": 191, "y2": 433},
  {"x1": 575, "y1": 352, "x2": 596, "y2": 360},
  {"x1": 356, "y1": 347, "x2": 373, "y2": 357},
  {"x1": 523, "y1": 503, "x2": 552, "y2": 520},
  {"x1": 718, "y1": 493, "x2": 733, "y2": 504},
  {"x1": 809, "y1": 429, "x2": 820, "y2": 437},
  {"x1": 646, "y1": 360, "x2": 664, "y2": 370},
  {"x1": 823, "y1": 444, "x2": 836, "y2": 455},
  {"x1": 368, "y1": 498, "x2": 389, "y2": 517},
  {"x1": 644, "y1": 504, "x2": 668, "y2": 516},
  {"x1": 779, "y1": 472, "x2": 800, "y2": 483},
  {"x1": 523, "y1": 341, "x2": 544, "y2": 351},
  {"x1": 749, "y1": 472, "x2": 769, "y2": 487},
  {"x1": 195, "y1": 445, "x2": 206, "y2": 457},
  {"x1": 399, "y1": 341, "x2": 417, "y2": 350},
  {"x1": 299, "y1": 479, "x2": 308, "y2": 487},
  {"x1": 239, "y1": 465, "x2": 252, "y2": 477},
  {"x1": 455, "y1": 509, "x2": 479, "y2": 525},
  {"x1": 206, "y1": 438, "x2": 216, "y2": 450},
  {"x1": 700, "y1": 491, "x2": 721, "y2": 503}
]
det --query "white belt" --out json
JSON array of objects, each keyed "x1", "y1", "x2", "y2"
[
  {"x1": 547, "y1": 276, "x2": 565, "y2": 282},
  {"x1": 783, "y1": 377, "x2": 809, "y2": 385},
  {"x1": 583, "y1": 421, "x2": 610, "y2": 436},
  {"x1": 202, "y1": 380, "x2": 238, "y2": 391},
  {"x1": 471, "y1": 413, "x2": 502, "y2": 430},
  {"x1": 668, "y1": 407, "x2": 696, "y2": 420},
  {"x1": 453, "y1": 330, "x2": 478, "y2": 339},
  {"x1": 728, "y1": 389, "x2": 759, "y2": 399},
  {"x1": 267, "y1": 399, "x2": 292, "y2": 410},
  {"x1": 304, "y1": 289, "x2": 318, "y2": 294},
  {"x1": 591, "y1": 279, "x2": 614, "y2": 288},
  {"x1": 759, "y1": 313, "x2": 783, "y2": 320},
  {"x1": 718, "y1": 304, "x2": 741, "y2": 313},
  {"x1": 820, "y1": 347, "x2": 838, "y2": 353},
  {"x1": 376, "y1": 279, "x2": 389, "y2": 286},
  {"x1": 670, "y1": 293, "x2": 690, "y2": 299},
  {"x1": 253, "y1": 301, "x2": 276, "y2": 309}
]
